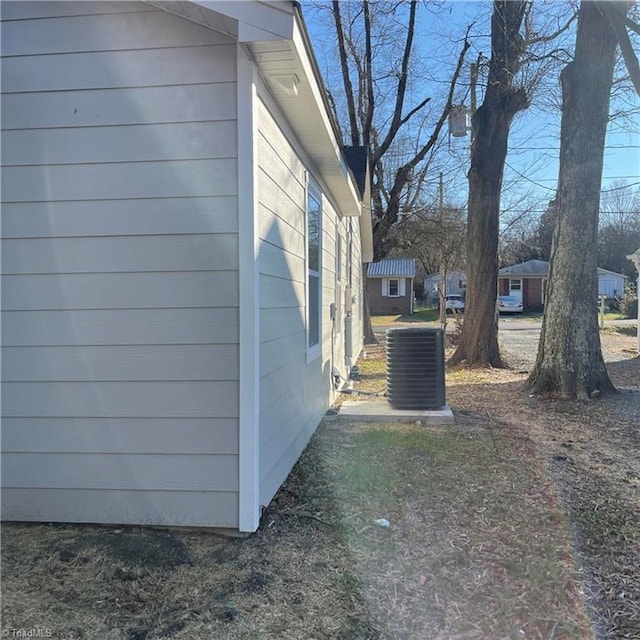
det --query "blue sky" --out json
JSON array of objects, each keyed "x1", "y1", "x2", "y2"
[{"x1": 302, "y1": 1, "x2": 640, "y2": 218}]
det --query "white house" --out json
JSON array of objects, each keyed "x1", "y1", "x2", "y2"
[
  {"x1": 424, "y1": 270, "x2": 467, "y2": 302},
  {"x1": 1, "y1": 1, "x2": 373, "y2": 533}
]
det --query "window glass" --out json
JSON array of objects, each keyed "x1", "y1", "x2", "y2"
[
  {"x1": 308, "y1": 194, "x2": 320, "y2": 273},
  {"x1": 389, "y1": 278, "x2": 399, "y2": 296},
  {"x1": 307, "y1": 189, "x2": 321, "y2": 350}
]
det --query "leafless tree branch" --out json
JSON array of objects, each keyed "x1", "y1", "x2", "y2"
[
  {"x1": 600, "y1": 1, "x2": 640, "y2": 97},
  {"x1": 333, "y1": 1, "x2": 360, "y2": 145}
]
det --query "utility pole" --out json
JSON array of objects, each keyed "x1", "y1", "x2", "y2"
[
  {"x1": 470, "y1": 61, "x2": 478, "y2": 116},
  {"x1": 469, "y1": 52, "x2": 483, "y2": 146},
  {"x1": 438, "y1": 172, "x2": 447, "y2": 329}
]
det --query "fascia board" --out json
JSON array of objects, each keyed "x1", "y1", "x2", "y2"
[{"x1": 191, "y1": 0, "x2": 294, "y2": 41}]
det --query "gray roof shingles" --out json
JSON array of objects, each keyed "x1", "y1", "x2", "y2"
[{"x1": 499, "y1": 259, "x2": 625, "y2": 279}]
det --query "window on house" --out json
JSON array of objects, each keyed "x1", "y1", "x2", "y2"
[
  {"x1": 389, "y1": 278, "x2": 400, "y2": 297},
  {"x1": 307, "y1": 185, "x2": 322, "y2": 354},
  {"x1": 510, "y1": 279, "x2": 522, "y2": 291},
  {"x1": 335, "y1": 224, "x2": 342, "y2": 282}
]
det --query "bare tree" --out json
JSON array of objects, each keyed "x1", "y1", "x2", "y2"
[
  {"x1": 392, "y1": 205, "x2": 466, "y2": 282},
  {"x1": 317, "y1": 0, "x2": 472, "y2": 342},
  {"x1": 526, "y1": 1, "x2": 626, "y2": 399},
  {"x1": 448, "y1": 1, "x2": 530, "y2": 368},
  {"x1": 330, "y1": 1, "x2": 471, "y2": 260},
  {"x1": 599, "y1": 182, "x2": 640, "y2": 280}
]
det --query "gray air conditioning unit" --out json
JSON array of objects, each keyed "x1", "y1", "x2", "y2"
[{"x1": 386, "y1": 327, "x2": 446, "y2": 409}]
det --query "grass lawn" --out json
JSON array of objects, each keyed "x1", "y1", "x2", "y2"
[{"x1": 371, "y1": 306, "x2": 439, "y2": 325}]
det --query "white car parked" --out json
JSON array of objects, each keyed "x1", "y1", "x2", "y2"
[
  {"x1": 498, "y1": 295, "x2": 523, "y2": 313},
  {"x1": 443, "y1": 293, "x2": 465, "y2": 313}
]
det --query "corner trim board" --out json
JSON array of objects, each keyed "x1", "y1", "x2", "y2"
[{"x1": 237, "y1": 44, "x2": 260, "y2": 533}]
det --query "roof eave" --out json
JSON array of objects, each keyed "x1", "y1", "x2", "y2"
[{"x1": 248, "y1": 7, "x2": 363, "y2": 218}]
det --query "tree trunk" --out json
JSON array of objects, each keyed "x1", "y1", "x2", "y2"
[
  {"x1": 361, "y1": 269, "x2": 377, "y2": 344},
  {"x1": 526, "y1": 1, "x2": 619, "y2": 399},
  {"x1": 449, "y1": 1, "x2": 528, "y2": 367}
]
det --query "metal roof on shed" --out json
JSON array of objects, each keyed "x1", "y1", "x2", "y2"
[{"x1": 367, "y1": 258, "x2": 416, "y2": 277}]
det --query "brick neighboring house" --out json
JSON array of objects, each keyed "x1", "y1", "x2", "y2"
[
  {"x1": 367, "y1": 258, "x2": 416, "y2": 315},
  {"x1": 499, "y1": 259, "x2": 626, "y2": 310}
]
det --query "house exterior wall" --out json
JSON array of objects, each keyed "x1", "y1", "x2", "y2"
[
  {"x1": 368, "y1": 278, "x2": 413, "y2": 315},
  {"x1": 598, "y1": 273, "x2": 625, "y2": 298},
  {"x1": 256, "y1": 90, "x2": 364, "y2": 508},
  {"x1": 526, "y1": 278, "x2": 544, "y2": 309},
  {"x1": 1, "y1": 2, "x2": 242, "y2": 527},
  {"x1": 424, "y1": 271, "x2": 466, "y2": 302}
]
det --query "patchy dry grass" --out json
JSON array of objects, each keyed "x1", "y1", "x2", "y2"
[
  {"x1": 318, "y1": 422, "x2": 591, "y2": 640},
  {"x1": 445, "y1": 332, "x2": 639, "y2": 640},
  {"x1": 1, "y1": 420, "x2": 592, "y2": 640},
  {"x1": 2, "y1": 329, "x2": 637, "y2": 640}
]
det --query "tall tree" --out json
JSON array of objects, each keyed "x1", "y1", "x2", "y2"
[
  {"x1": 526, "y1": 1, "x2": 625, "y2": 399},
  {"x1": 448, "y1": 1, "x2": 529, "y2": 367},
  {"x1": 392, "y1": 205, "x2": 466, "y2": 279},
  {"x1": 328, "y1": 1, "x2": 471, "y2": 260},
  {"x1": 324, "y1": 0, "x2": 471, "y2": 342}
]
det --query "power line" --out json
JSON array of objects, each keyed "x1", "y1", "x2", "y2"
[
  {"x1": 506, "y1": 174, "x2": 640, "y2": 182},
  {"x1": 504, "y1": 162, "x2": 555, "y2": 191},
  {"x1": 504, "y1": 162, "x2": 640, "y2": 192},
  {"x1": 501, "y1": 210, "x2": 639, "y2": 215},
  {"x1": 509, "y1": 145, "x2": 640, "y2": 150},
  {"x1": 602, "y1": 180, "x2": 640, "y2": 192}
]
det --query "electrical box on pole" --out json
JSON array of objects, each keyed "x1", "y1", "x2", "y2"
[{"x1": 448, "y1": 104, "x2": 470, "y2": 137}]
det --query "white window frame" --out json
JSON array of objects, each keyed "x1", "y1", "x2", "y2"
[
  {"x1": 335, "y1": 220, "x2": 343, "y2": 335},
  {"x1": 388, "y1": 278, "x2": 400, "y2": 297},
  {"x1": 306, "y1": 178, "x2": 322, "y2": 362}
]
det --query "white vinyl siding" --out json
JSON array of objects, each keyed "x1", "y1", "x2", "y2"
[
  {"x1": 257, "y1": 91, "x2": 357, "y2": 507},
  {"x1": 1, "y1": 2, "x2": 241, "y2": 528}
]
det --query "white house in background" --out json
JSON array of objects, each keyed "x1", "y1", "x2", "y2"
[
  {"x1": 424, "y1": 270, "x2": 467, "y2": 303},
  {"x1": 597, "y1": 267, "x2": 627, "y2": 298},
  {"x1": 1, "y1": 1, "x2": 373, "y2": 533}
]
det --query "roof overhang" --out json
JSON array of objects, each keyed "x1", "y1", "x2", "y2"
[
  {"x1": 148, "y1": 1, "x2": 364, "y2": 219},
  {"x1": 248, "y1": 6, "x2": 363, "y2": 218},
  {"x1": 626, "y1": 249, "x2": 640, "y2": 272},
  {"x1": 146, "y1": 0, "x2": 372, "y2": 253},
  {"x1": 147, "y1": 0, "x2": 295, "y2": 42}
]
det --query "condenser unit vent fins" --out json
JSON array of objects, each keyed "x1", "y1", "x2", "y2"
[{"x1": 386, "y1": 327, "x2": 446, "y2": 410}]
